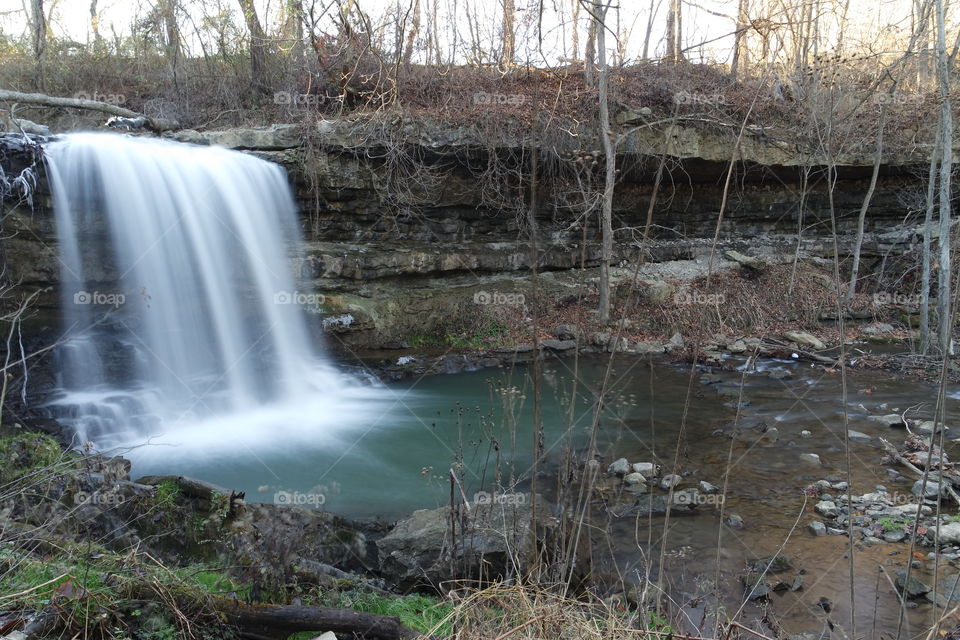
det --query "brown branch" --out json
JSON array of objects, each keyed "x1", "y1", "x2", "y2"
[{"x1": 0, "y1": 90, "x2": 178, "y2": 131}]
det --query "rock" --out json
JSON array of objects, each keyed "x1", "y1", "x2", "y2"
[
  {"x1": 728, "y1": 340, "x2": 748, "y2": 353},
  {"x1": 607, "y1": 458, "x2": 631, "y2": 476},
  {"x1": 883, "y1": 529, "x2": 907, "y2": 543},
  {"x1": 725, "y1": 250, "x2": 765, "y2": 271},
  {"x1": 725, "y1": 513, "x2": 745, "y2": 529},
  {"x1": 768, "y1": 369, "x2": 792, "y2": 380},
  {"x1": 868, "y1": 414, "x2": 906, "y2": 428},
  {"x1": 615, "y1": 107, "x2": 652, "y2": 126},
  {"x1": 847, "y1": 430, "x2": 871, "y2": 443},
  {"x1": 913, "y1": 480, "x2": 944, "y2": 500},
  {"x1": 660, "y1": 474, "x2": 682, "y2": 490},
  {"x1": 376, "y1": 493, "x2": 555, "y2": 589},
  {"x1": 630, "y1": 341, "x2": 666, "y2": 355},
  {"x1": 699, "y1": 480, "x2": 719, "y2": 494},
  {"x1": 926, "y1": 574, "x2": 960, "y2": 607},
  {"x1": 913, "y1": 420, "x2": 948, "y2": 436},
  {"x1": 552, "y1": 325, "x2": 579, "y2": 341},
  {"x1": 800, "y1": 430, "x2": 812, "y2": 438},
  {"x1": 815, "y1": 500, "x2": 839, "y2": 517},
  {"x1": 895, "y1": 569, "x2": 931, "y2": 597},
  {"x1": 750, "y1": 554, "x2": 793, "y2": 573},
  {"x1": 672, "y1": 488, "x2": 701, "y2": 507},
  {"x1": 668, "y1": 332, "x2": 684, "y2": 348},
  {"x1": 632, "y1": 462, "x2": 659, "y2": 476},
  {"x1": 937, "y1": 522, "x2": 960, "y2": 544},
  {"x1": 197, "y1": 124, "x2": 301, "y2": 150},
  {"x1": 640, "y1": 279, "x2": 675, "y2": 304},
  {"x1": 623, "y1": 472, "x2": 647, "y2": 486},
  {"x1": 863, "y1": 322, "x2": 895, "y2": 335},
  {"x1": 591, "y1": 332, "x2": 611, "y2": 347},
  {"x1": 743, "y1": 574, "x2": 771, "y2": 600},
  {"x1": 800, "y1": 453, "x2": 822, "y2": 466},
  {"x1": 541, "y1": 338, "x2": 577, "y2": 351},
  {"x1": 610, "y1": 494, "x2": 670, "y2": 518},
  {"x1": 783, "y1": 331, "x2": 826, "y2": 350},
  {"x1": 310, "y1": 633, "x2": 337, "y2": 640},
  {"x1": 808, "y1": 521, "x2": 827, "y2": 536}
]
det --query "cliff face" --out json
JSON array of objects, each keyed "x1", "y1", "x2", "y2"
[{"x1": 0, "y1": 120, "x2": 931, "y2": 348}]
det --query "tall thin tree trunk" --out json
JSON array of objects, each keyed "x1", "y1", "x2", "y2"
[
  {"x1": 921, "y1": 121, "x2": 941, "y2": 353},
  {"x1": 642, "y1": 0, "x2": 659, "y2": 60},
  {"x1": 596, "y1": 0, "x2": 614, "y2": 323},
  {"x1": 500, "y1": 0, "x2": 515, "y2": 66},
  {"x1": 846, "y1": 101, "x2": 887, "y2": 302},
  {"x1": 730, "y1": 0, "x2": 748, "y2": 77},
  {"x1": 237, "y1": 0, "x2": 269, "y2": 93},
  {"x1": 402, "y1": 0, "x2": 421, "y2": 66},
  {"x1": 936, "y1": 0, "x2": 953, "y2": 353},
  {"x1": 584, "y1": 7, "x2": 597, "y2": 85},
  {"x1": 571, "y1": 0, "x2": 580, "y2": 60},
  {"x1": 89, "y1": 0, "x2": 101, "y2": 43},
  {"x1": 30, "y1": 0, "x2": 45, "y2": 91}
]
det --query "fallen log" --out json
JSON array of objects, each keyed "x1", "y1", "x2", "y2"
[
  {"x1": 126, "y1": 583, "x2": 427, "y2": 640},
  {"x1": 879, "y1": 437, "x2": 960, "y2": 504},
  {"x1": 0, "y1": 90, "x2": 178, "y2": 131}
]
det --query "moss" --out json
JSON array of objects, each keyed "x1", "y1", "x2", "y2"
[{"x1": 0, "y1": 432, "x2": 64, "y2": 482}]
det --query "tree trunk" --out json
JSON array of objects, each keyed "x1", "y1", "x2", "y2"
[
  {"x1": 730, "y1": 0, "x2": 748, "y2": 78},
  {"x1": 936, "y1": 0, "x2": 953, "y2": 354},
  {"x1": 571, "y1": 0, "x2": 580, "y2": 60},
  {"x1": 0, "y1": 89, "x2": 179, "y2": 130},
  {"x1": 89, "y1": 0, "x2": 100, "y2": 43},
  {"x1": 920, "y1": 121, "x2": 940, "y2": 353},
  {"x1": 846, "y1": 100, "x2": 887, "y2": 302},
  {"x1": 584, "y1": 6, "x2": 597, "y2": 85},
  {"x1": 402, "y1": 0, "x2": 421, "y2": 66},
  {"x1": 237, "y1": 0, "x2": 269, "y2": 93},
  {"x1": 596, "y1": 0, "x2": 614, "y2": 323},
  {"x1": 30, "y1": 0, "x2": 45, "y2": 91},
  {"x1": 501, "y1": 0, "x2": 516, "y2": 66}
]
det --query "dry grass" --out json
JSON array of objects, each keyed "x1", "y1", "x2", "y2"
[{"x1": 432, "y1": 582, "x2": 684, "y2": 640}]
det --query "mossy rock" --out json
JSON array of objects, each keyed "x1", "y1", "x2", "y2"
[{"x1": 0, "y1": 432, "x2": 63, "y2": 482}]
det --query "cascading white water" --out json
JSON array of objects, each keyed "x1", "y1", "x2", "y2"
[{"x1": 45, "y1": 133, "x2": 384, "y2": 456}]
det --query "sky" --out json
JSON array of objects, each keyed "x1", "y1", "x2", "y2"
[{"x1": 0, "y1": 0, "x2": 933, "y2": 68}]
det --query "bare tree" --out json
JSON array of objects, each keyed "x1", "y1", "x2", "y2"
[
  {"x1": 29, "y1": 0, "x2": 45, "y2": 90},
  {"x1": 730, "y1": 0, "x2": 748, "y2": 77},
  {"x1": 237, "y1": 0, "x2": 269, "y2": 92},
  {"x1": 501, "y1": 0, "x2": 516, "y2": 66},
  {"x1": 402, "y1": 0, "x2": 421, "y2": 66},
  {"x1": 935, "y1": 0, "x2": 952, "y2": 353},
  {"x1": 594, "y1": 0, "x2": 614, "y2": 323}
]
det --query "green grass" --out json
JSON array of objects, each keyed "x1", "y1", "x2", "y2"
[
  {"x1": 0, "y1": 432, "x2": 64, "y2": 482},
  {"x1": 312, "y1": 590, "x2": 453, "y2": 635}
]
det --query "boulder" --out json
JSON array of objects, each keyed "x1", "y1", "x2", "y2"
[
  {"x1": 847, "y1": 430, "x2": 871, "y2": 443},
  {"x1": 660, "y1": 474, "x2": 682, "y2": 490},
  {"x1": 815, "y1": 500, "x2": 839, "y2": 517},
  {"x1": 868, "y1": 414, "x2": 906, "y2": 428},
  {"x1": 800, "y1": 453, "x2": 822, "y2": 466},
  {"x1": 939, "y1": 522, "x2": 960, "y2": 544},
  {"x1": 808, "y1": 521, "x2": 827, "y2": 536},
  {"x1": 623, "y1": 472, "x2": 647, "y2": 486},
  {"x1": 193, "y1": 124, "x2": 301, "y2": 150},
  {"x1": 895, "y1": 569, "x2": 931, "y2": 597},
  {"x1": 376, "y1": 494, "x2": 555, "y2": 589},
  {"x1": 632, "y1": 462, "x2": 660, "y2": 476},
  {"x1": 607, "y1": 458, "x2": 631, "y2": 476},
  {"x1": 541, "y1": 338, "x2": 577, "y2": 351},
  {"x1": 552, "y1": 325, "x2": 579, "y2": 341},
  {"x1": 783, "y1": 331, "x2": 826, "y2": 350},
  {"x1": 725, "y1": 250, "x2": 765, "y2": 271}
]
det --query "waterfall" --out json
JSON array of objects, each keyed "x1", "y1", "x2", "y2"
[{"x1": 44, "y1": 133, "x2": 382, "y2": 457}]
